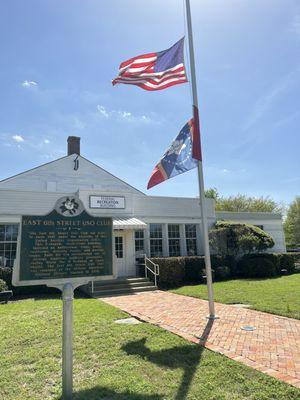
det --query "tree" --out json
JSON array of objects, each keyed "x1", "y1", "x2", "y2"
[
  {"x1": 204, "y1": 187, "x2": 219, "y2": 201},
  {"x1": 205, "y1": 188, "x2": 282, "y2": 213},
  {"x1": 284, "y1": 197, "x2": 300, "y2": 245},
  {"x1": 209, "y1": 221, "x2": 275, "y2": 259}
]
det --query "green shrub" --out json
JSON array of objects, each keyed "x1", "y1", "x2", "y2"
[
  {"x1": 183, "y1": 255, "x2": 231, "y2": 282},
  {"x1": 277, "y1": 254, "x2": 295, "y2": 274},
  {"x1": 288, "y1": 252, "x2": 300, "y2": 264},
  {"x1": 253, "y1": 253, "x2": 296, "y2": 275},
  {"x1": 209, "y1": 221, "x2": 274, "y2": 258},
  {"x1": 214, "y1": 265, "x2": 231, "y2": 280},
  {"x1": 287, "y1": 252, "x2": 300, "y2": 273},
  {"x1": 0, "y1": 266, "x2": 59, "y2": 295},
  {"x1": 237, "y1": 255, "x2": 278, "y2": 278},
  {"x1": 152, "y1": 252, "x2": 297, "y2": 287},
  {"x1": 0, "y1": 279, "x2": 8, "y2": 292},
  {"x1": 250, "y1": 253, "x2": 280, "y2": 271},
  {"x1": 151, "y1": 257, "x2": 185, "y2": 287},
  {"x1": 151, "y1": 255, "x2": 230, "y2": 287},
  {"x1": 0, "y1": 266, "x2": 12, "y2": 288},
  {"x1": 184, "y1": 257, "x2": 205, "y2": 282}
]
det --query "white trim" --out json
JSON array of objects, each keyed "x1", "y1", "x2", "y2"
[{"x1": 113, "y1": 217, "x2": 147, "y2": 230}]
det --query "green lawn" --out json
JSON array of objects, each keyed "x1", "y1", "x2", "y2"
[
  {"x1": 171, "y1": 274, "x2": 300, "y2": 319},
  {"x1": 0, "y1": 295, "x2": 299, "y2": 400}
]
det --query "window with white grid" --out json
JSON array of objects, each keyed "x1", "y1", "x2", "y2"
[
  {"x1": 135, "y1": 230, "x2": 144, "y2": 254},
  {"x1": 115, "y1": 236, "x2": 123, "y2": 258},
  {"x1": 0, "y1": 224, "x2": 19, "y2": 268},
  {"x1": 168, "y1": 224, "x2": 181, "y2": 257},
  {"x1": 150, "y1": 224, "x2": 163, "y2": 257},
  {"x1": 185, "y1": 224, "x2": 198, "y2": 256}
]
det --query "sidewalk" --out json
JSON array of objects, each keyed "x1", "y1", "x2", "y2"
[{"x1": 103, "y1": 290, "x2": 300, "y2": 388}]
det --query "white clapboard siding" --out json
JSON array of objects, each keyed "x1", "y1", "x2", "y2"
[
  {"x1": 0, "y1": 155, "x2": 143, "y2": 195},
  {"x1": 132, "y1": 195, "x2": 215, "y2": 219},
  {"x1": 0, "y1": 189, "x2": 71, "y2": 215}
]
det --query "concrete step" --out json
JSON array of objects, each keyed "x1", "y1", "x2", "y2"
[
  {"x1": 92, "y1": 285, "x2": 158, "y2": 297},
  {"x1": 91, "y1": 281, "x2": 154, "y2": 291},
  {"x1": 81, "y1": 276, "x2": 158, "y2": 297},
  {"x1": 92, "y1": 277, "x2": 150, "y2": 287}
]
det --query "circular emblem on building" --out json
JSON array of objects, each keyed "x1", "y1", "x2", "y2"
[{"x1": 55, "y1": 196, "x2": 84, "y2": 217}]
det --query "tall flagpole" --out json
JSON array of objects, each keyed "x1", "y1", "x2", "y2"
[{"x1": 185, "y1": 0, "x2": 216, "y2": 319}]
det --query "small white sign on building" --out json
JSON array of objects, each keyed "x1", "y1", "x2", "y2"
[{"x1": 90, "y1": 195, "x2": 125, "y2": 209}]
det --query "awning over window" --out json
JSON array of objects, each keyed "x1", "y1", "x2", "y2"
[{"x1": 113, "y1": 217, "x2": 147, "y2": 230}]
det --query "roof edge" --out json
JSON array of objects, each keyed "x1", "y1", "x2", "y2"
[{"x1": 0, "y1": 154, "x2": 146, "y2": 196}]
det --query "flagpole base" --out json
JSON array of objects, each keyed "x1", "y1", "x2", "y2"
[{"x1": 206, "y1": 315, "x2": 219, "y2": 320}]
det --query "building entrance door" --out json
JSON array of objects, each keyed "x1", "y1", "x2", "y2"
[{"x1": 114, "y1": 233, "x2": 126, "y2": 277}]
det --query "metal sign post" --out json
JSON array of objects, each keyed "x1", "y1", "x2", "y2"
[
  {"x1": 62, "y1": 283, "x2": 74, "y2": 400},
  {"x1": 49, "y1": 280, "x2": 87, "y2": 400}
]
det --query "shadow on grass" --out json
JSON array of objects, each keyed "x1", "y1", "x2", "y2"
[
  {"x1": 61, "y1": 386, "x2": 163, "y2": 399},
  {"x1": 122, "y1": 319, "x2": 214, "y2": 400},
  {"x1": 11, "y1": 289, "x2": 90, "y2": 302}
]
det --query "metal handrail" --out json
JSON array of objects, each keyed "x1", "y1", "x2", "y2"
[{"x1": 144, "y1": 254, "x2": 160, "y2": 287}]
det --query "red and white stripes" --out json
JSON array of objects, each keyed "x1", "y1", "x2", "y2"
[{"x1": 112, "y1": 52, "x2": 187, "y2": 91}]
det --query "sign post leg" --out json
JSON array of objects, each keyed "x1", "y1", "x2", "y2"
[{"x1": 62, "y1": 283, "x2": 74, "y2": 400}]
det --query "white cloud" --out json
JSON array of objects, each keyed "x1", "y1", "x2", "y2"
[
  {"x1": 97, "y1": 105, "x2": 109, "y2": 118},
  {"x1": 21, "y1": 80, "x2": 38, "y2": 88},
  {"x1": 44, "y1": 139, "x2": 50, "y2": 144},
  {"x1": 120, "y1": 111, "x2": 132, "y2": 120},
  {"x1": 12, "y1": 135, "x2": 24, "y2": 143},
  {"x1": 96, "y1": 104, "x2": 153, "y2": 123}
]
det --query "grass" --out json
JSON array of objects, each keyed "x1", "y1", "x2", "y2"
[
  {"x1": 171, "y1": 274, "x2": 300, "y2": 319},
  {"x1": 0, "y1": 295, "x2": 300, "y2": 400}
]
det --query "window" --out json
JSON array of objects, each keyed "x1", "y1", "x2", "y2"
[
  {"x1": 185, "y1": 224, "x2": 198, "y2": 256},
  {"x1": 115, "y1": 236, "x2": 123, "y2": 258},
  {"x1": 0, "y1": 224, "x2": 19, "y2": 268},
  {"x1": 150, "y1": 224, "x2": 163, "y2": 257},
  {"x1": 135, "y1": 230, "x2": 144, "y2": 254},
  {"x1": 168, "y1": 224, "x2": 181, "y2": 256}
]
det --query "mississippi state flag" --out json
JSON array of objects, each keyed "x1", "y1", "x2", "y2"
[
  {"x1": 112, "y1": 38, "x2": 187, "y2": 91},
  {"x1": 147, "y1": 119, "x2": 200, "y2": 189}
]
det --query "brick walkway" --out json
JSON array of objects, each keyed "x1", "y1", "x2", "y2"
[{"x1": 102, "y1": 291, "x2": 300, "y2": 388}]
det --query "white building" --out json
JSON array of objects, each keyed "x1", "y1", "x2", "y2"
[{"x1": 0, "y1": 137, "x2": 286, "y2": 281}]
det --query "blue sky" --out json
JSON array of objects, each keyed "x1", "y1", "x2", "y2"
[{"x1": 0, "y1": 0, "x2": 299, "y2": 205}]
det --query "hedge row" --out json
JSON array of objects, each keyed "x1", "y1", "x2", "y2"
[
  {"x1": 150, "y1": 256, "x2": 231, "y2": 287},
  {"x1": 289, "y1": 252, "x2": 300, "y2": 264},
  {"x1": 0, "y1": 267, "x2": 12, "y2": 288},
  {"x1": 150, "y1": 252, "x2": 300, "y2": 287},
  {"x1": 0, "y1": 266, "x2": 59, "y2": 295},
  {"x1": 1, "y1": 252, "x2": 299, "y2": 292},
  {"x1": 237, "y1": 253, "x2": 300, "y2": 278},
  {"x1": 0, "y1": 279, "x2": 8, "y2": 292}
]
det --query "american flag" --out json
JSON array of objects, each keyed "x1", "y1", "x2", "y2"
[{"x1": 112, "y1": 38, "x2": 188, "y2": 91}]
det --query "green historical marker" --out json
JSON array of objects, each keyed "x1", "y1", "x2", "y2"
[
  {"x1": 13, "y1": 196, "x2": 113, "y2": 286},
  {"x1": 12, "y1": 196, "x2": 113, "y2": 400},
  {"x1": 20, "y1": 210, "x2": 112, "y2": 281}
]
